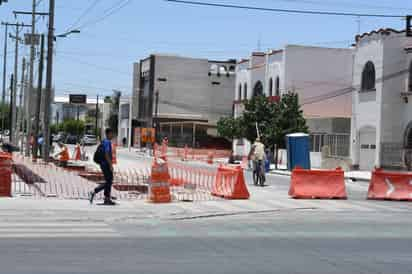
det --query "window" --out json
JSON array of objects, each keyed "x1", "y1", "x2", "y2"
[
  {"x1": 253, "y1": 81, "x2": 264, "y2": 97},
  {"x1": 361, "y1": 61, "x2": 376, "y2": 91},
  {"x1": 238, "y1": 84, "x2": 242, "y2": 100},
  {"x1": 409, "y1": 61, "x2": 412, "y2": 92},
  {"x1": 275, "y1": 76, "x2": 280, "y2": 96},
  {"x1": 219, "y1": 65, "x2": 227, "y2": 74},
  {"x1": 244, "y1": 83, "x2": 248, "y2": 99},
  {"x1": 268, "y1": 78, "x2": 273, "y2": 96},
  {"x1": 209, "y1": 64, "x2": 218, "y2": 74}
]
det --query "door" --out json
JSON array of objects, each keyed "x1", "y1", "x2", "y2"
[{"x1": 359, "y1": 128, "x2": 376, "y2": 170}]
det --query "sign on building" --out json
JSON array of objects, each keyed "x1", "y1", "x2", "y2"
[
  {"x1": 141, "y1": 128, "x2": 155, "y2": 144},
  {"x1": 69, "y1": 94, "x2": 87, "y2": 104}
]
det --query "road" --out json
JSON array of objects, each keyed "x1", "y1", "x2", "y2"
[
  {"x1": 3, "y1": 148, "x2": 412, "y2": 273},
  {"x1": 1, "y1": 211, "x2": 412, "y2": 274}
]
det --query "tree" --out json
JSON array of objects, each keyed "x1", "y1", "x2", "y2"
[
  {"x1": 217, "y1": 116, "x2": 243, "y2": 142},
  {"x1": 62, "y1": 119, "x2": 85, "y2": 136},
  {"x1": 217, "y1": 92, "x2": 308, "y2": 169},
  {"x1": 0, "y1": 103, "x2": 10, "y2": 131},
  {"x1": 106, "y1": 90, "x2": 121, "y2": 135}
]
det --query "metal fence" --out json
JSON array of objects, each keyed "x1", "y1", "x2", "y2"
[
  {"x1": 310, "y1": 133, "x2": 350, "y2": 158},
  {"x1": 380, "y1": 142, "x2": 403, "y2": 169}
]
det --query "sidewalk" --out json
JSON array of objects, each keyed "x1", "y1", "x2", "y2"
[{"x1": 268, "y1": 165, "x2": 372, "y2": 182}]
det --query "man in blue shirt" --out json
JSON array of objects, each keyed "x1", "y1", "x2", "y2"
[{"x1": 89, "y1": 128, "x2": 115, "y2": 205}]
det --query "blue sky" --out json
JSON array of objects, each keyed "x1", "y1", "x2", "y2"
[{"x1": 0, "y1": 0, "x2": 410, "y2": 97}]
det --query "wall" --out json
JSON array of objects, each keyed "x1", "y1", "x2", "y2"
[
  {"x1": 351, "y1": 34, "x2": 384, "y2": 167},
  {"x1": 284, "y1": 45, "x2": 353, "y2": 119},
  {"x1": 267, "y1": 51, "x2": 284, "y2": 96},
  {"x1": 153, "y1": 55, "x2": 236, "y2": 124}
]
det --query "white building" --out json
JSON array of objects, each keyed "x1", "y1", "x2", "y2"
[
  {"x1": 133, "y1": 54, "x2": 236, "y2": 147},
  {"x1": 234, "y1": 45, "x2": 354, "y2": 159},
  {"x1": 117, "y1": 96, "x2": 132, "y2": 146},
  {"x1": 351, "y1": 28, "x2": 412, "y2": 170}
]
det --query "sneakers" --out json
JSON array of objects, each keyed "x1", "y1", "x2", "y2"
[
  {"x1": 89, "y1": 191, "x2": 95, "y2": 204},
  {"x1": 103, "y1": 199, "x2": 117, "y2": 206}
]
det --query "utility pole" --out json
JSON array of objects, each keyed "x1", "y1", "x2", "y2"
[
  {"x1": 10, "y1": 24, "x2": 20, "y2": 145},
  {"x1": 21, "y1": 0, "x2": 41, "y2": 156},
  {"x1": 43, "y1": 0, "x2": 55, "y2": 161},
  {"x1": 8, "y1": 74, "x2": 13, "y2": 134},
  {"x1": 17, "y1": 57, "x2": 25, "y2": 151},
  {"x1": 1, "y1": 23, "x2": 8, "y2": 133},
  {"x1": 95, "y1": 94, "x2": 99, "y2": 138},
  {"x1": 33, "y1": 34, "x2": 44, "y2": 160},
  {"x1": 20, "y1": 62, "x2": 28, "y2": 153}
]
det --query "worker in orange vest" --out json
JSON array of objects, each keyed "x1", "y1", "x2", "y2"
[{"x1": 57, "y1": 142, "x2": 70, "y2": 167}]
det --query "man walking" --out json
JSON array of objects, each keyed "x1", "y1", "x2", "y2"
[{"x1": 89, "y1": 128, "x2": 116, "y2": 205}]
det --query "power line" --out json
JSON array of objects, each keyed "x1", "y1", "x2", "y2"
[
  {"x1": 76, "y1": 0, "x2": 133, "y2": 30},
  {"x1": 165, "y1": 0, "x2": 406, "y2": 18},
  {"x1": 65, "y1": 0, "x2": 102, "y2": 32},
  {"x1": 266, "y1": 0, "x2": 410, "y2": 12}
]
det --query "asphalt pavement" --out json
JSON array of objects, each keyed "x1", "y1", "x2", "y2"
[
  {"x1": 1, "y1": 211, "x2": 412, "y2": 274},
  {"x1": 3, "y1": 149, "x2": 412, "y2": 273}
]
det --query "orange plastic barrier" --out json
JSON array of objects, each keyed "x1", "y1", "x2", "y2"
[
  {"x1": 368, "y1": 169, "x2": 412, "y2": 201},
  {"x1": 73, "y1": 145, "x2": 81, "y2": 161},
  {"x1": 212, "y1": 165, "x2": 249, "y2": 199},
  {"x1": 0, "y1": 153, "x2": 12, "y2": 197},
  {"x1": 207, "y1": 152, "x2": 214, "y2": 164},
  {"x1": 149, "y1": 161, "x2": 171, "y2": 203},
  {"x1": 289, "y1": 167, "x2": 347, "y2": 199},
  {"x1": 112, "y1": 143, "x2": 117, "y2": 165}
]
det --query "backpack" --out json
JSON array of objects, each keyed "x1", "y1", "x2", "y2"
[{"x1": 93, "y1": 143, "x2": 105, "y2": 164}]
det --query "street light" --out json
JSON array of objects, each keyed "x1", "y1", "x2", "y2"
[{"x1": 54, "y1": 29, "x2": 80, "y2": 40}]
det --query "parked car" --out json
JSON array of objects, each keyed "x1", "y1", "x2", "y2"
[
  {"x1": 65, "y1": 135, "x2": 78, "y2": 145},
  {"x1": 81, "y1": 134, "x2": 97, "y2": 146},
  {"x1": 53, "y1": 133, "x2": 66, "y2": 143}
]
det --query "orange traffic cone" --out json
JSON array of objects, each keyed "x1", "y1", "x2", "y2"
[{"x1": 73, "y1": 144, "x2": 81, "y2": 161}]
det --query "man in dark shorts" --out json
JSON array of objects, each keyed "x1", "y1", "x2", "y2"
[{"x1": 89, "y1": 128, "x2": 116, "y2": 205}]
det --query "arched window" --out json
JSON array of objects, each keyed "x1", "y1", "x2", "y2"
[
  {"x1": 275, "y1": 76, "x2": 280, "y2": 96},
  {"x1": 238, "y1": 84, "x2": 242, "y2": 100},
  {"x1": 243, "y1": 83, "x2": 248, "y2": 99},
  {"x1": 268, "y1": 78, "x2": 273, "y2": 96},
  {"x1": 361, "y1": 61, "x2": 376, "y2": 91},
  {"x1": 253, "y1": 81, "x2": 264, "y2": 97},
  {"x1": 409, "y1": 61, "x2": 412, "y2": 92}
]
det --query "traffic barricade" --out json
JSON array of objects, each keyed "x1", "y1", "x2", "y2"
[
  {"x1": 73, "y1": 145, "x2": 81, "y2": 161},
  {"x1": 368, "y1": 169, "x2": 412, "y2": 201},
  {"x1": 289, "y1": 167, "x2": 347, "y2": 199},
  {"x1": 149, "y1": 160, "x2": 171, "y2": 203},
  {"x1": 0, "y1": 152, "x2": 12, "y2": 197},
  {"x1": 211, "y1": 165, "x2": 249, "y2": 199}
]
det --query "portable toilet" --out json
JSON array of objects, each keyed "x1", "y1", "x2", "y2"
[{"x1": 286, "y1": 133, "x2": 311, "y2": 171}]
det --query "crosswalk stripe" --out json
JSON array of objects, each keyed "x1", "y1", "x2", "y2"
[
  {"x1": 0, "y1": 228, "x2": 115, "y2": 232},
  {"x1": 0, "y1": 223, "x2": 109, "y2": 227},
  {"x1": 0, "y1": 233, "x2": 120, "y2": 238}
]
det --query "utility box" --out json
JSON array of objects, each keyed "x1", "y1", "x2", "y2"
[{"x1": 286, "y1": 133, "x2": 311, "y2": 171}]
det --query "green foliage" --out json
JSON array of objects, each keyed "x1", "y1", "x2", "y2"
[
  {"x1": 217, "y1": 116, "x2": 243, "y2": 141},
  {"x1": 62, "y1": 119, "x2": 85, "y2": 136},
  {"x1": 0, "y1": 103, "x2": 10, "y2": 131},
  {"x1": 218, "y1": 92, "x2": 308, "y2": 150}
]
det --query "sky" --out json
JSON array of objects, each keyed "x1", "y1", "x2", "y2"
[{"x1": 0, "y1": 0, "x2": 411, "y2": 98}]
